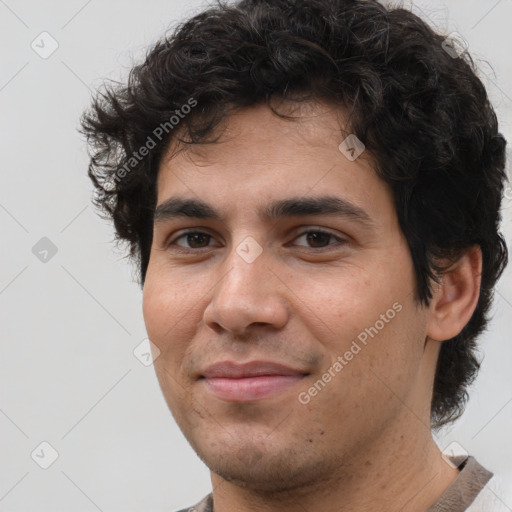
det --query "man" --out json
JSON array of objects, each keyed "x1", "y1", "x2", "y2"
[{"x1": 81, "y1": 0, "x2": 510, "y2": 510}]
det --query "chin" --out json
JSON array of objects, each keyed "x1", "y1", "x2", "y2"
[{"x1": 198, "y1": 442, "x2": 332, "y2": 493}]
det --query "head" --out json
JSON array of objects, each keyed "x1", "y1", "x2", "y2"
[{"x1": 81, "y1": 0, "x2": 507, "y2": 491}]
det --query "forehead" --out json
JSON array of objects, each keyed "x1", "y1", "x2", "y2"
[
  {"x1": 155, "y1": 103, "x2": 392, "y2": 225},
  {"x1": 161, "y1": 101, "x2": 348, "y2": 166}
]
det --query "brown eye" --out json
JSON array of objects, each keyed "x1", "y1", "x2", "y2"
[
  {"x1": 168, "y1": 231, "x2": 215, "y2": 250},
  {"x1": 294, "y1": 229, "x2": 346, "y2": 249},
  {"x1": 305, "y1": 231, "x2": 332, "y2": 248}
]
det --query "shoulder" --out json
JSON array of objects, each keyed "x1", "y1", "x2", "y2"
[{"x1": 427, "y1": 456, "x2": 511, "y2": 512}]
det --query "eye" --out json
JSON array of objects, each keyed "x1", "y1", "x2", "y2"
[
  {"x1": 293, "y1": 229, "x2": 347, "y2": 249},
  {"x1": 166, "y1": 228, "x2": 347, "y2": 252},
  {"x1": 168, "y1": 230, "x2": 216, "y2": 250}
]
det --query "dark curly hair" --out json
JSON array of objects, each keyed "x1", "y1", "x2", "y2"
[{"x1": 80, "y1": 0, "x2": 508, "y2": 428}]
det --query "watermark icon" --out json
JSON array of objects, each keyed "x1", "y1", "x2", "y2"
[
  {"x1": 298, "y1": 301, "x2": 403, "y2": 405},
  {"x1": 133, "y1": 338, "x2": 161, "y2": 366},
  {"x1": 32, "y1": 237, "x2": 58, "y2": 263},
  {"x1": 31, "y1": 31, "x2": 59, "y2": 59},
  {"x1": 111, "y1": 97, "x2": 198, "y2": 184},
  {"x1": 441, "y1": 32, "x2": 468, "y2": 59},
  {"x1": 338, "y1": 134, "x2": 365, "y2": 161},
  {"x1": 504, "y1": 185, "x2": 512, "y2": 201},
  {"x1": 31, "y1": 441, "x2": 59, "y2": 469},
  {"x1": 441, "y1": 441, "x2": 469, "y2": 469},
  {"x1": 236, "y1": 236, "x2": 263, "y2": 263}
]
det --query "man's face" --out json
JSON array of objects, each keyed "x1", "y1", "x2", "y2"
[{"x1": 143, "y1": 102, "x2": 433, "y2": 491}]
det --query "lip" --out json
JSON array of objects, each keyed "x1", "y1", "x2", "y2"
[
  {"x1": 201, "y1": 360, "x2": 307, "y2": 379},
  {"x1": 199, "y1": 360, "x2": 309, "y2": 402}
]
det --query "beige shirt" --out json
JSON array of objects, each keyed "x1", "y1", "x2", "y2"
[{"x1": 176, "y1": 456, "x2": 495, "y2": 512}]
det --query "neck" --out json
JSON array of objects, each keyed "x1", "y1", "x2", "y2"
[
  {"x1": 210, "y1": 394, "x2": 459, "y2": 512},
  {"x1": 210, "y1": 424, "x2": 458, "y2": 512},
  {"x1": 210, "y1": 341, "x2": 458, "y2": 511}
]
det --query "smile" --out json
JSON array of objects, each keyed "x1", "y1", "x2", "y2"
[{"x1": 202, "y1": 374, "x2": 306, "y2": 401}]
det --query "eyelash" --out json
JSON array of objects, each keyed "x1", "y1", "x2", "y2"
[{"x1": 166, "y1": 228, "x2": 347, "y2": 252}]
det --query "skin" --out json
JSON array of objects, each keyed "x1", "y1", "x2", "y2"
[{"x1": 142, "y1": 101, "x2": 482, "y2": 512}]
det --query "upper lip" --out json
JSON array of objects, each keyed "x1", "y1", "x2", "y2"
[{"x1": 200, "y1": 360, "x2": 309, "y2": 379}]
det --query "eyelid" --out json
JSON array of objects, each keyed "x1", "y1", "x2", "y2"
[
  {"x1": 165, "y1": 228, "x2": 219, "y2": 249},
  {"x1": 292, "y1": 227, "x2": 348, "y2": 247},
  {"x1": 166, "y1": 227, "x2": 348, "y2": 250}
]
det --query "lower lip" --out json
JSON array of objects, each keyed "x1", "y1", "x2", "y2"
[{"x1": 202, "y1": 375, "x2": 305, "y2": 402}]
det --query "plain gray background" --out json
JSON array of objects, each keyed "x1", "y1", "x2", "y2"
[{"x1": 1, "y1": 0, "x2": 511, "y2": 510}]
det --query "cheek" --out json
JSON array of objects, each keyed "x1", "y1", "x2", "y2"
[
  {"x1": 142, "y1": 280, "x2": 167, "y2": 344},
  {"x1": 142, "y1": 274, "x2": 198, "y2": 416},
  {"x1": 285, "y1": 263, "x2": 379, "y2": 341},
  {"x1": 142, "y1": 269, "x2": 194, "y2": 362},
  {"x1": 291, "y1": 258, "x2": 419, "y2": 379}
]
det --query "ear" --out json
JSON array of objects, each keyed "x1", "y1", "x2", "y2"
[{"x1": 427, "y1": 245, "x2": 482, "y2": 342}]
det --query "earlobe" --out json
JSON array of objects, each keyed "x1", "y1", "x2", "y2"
[{"x1": 426, "y1": 246, "x2": 482, "y2": 342}]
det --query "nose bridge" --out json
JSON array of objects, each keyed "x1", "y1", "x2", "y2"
[
  {"x1": 224, "y1": 237, "x2": 266, "y2": 295},
  {"x1": 216, "y1": 234, "x2": 269, "y2": 308},
  {"x1": 203, "y1": 234, "x2": 288, "y2": 334}
]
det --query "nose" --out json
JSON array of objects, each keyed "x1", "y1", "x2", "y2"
[{"x1": 202, "y1": 239, "x2": 289, "y2": 336}]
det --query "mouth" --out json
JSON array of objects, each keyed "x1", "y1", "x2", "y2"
[{"x1": 199, "y1": 360, "x2": 310, "y2": 402}]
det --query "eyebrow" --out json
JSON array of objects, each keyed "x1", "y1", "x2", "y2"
[{"x1": 154, "y1": 195, "x2": 374, "y2": 227}]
